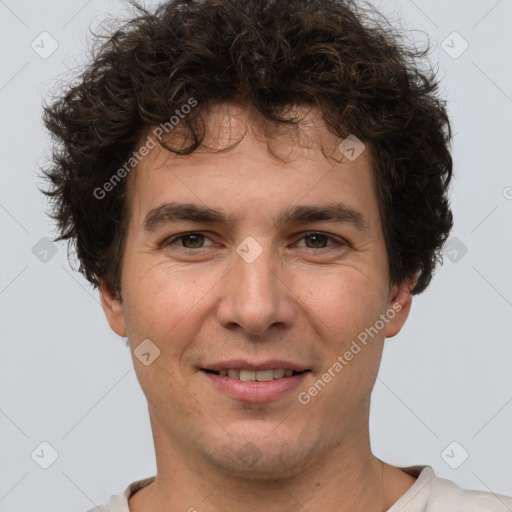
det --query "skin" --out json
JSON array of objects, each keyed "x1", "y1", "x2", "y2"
[{"x1": 100, "y1": 103, "x2": 418, "y2": 512}]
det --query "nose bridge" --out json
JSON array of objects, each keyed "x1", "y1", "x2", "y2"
[
  {"x1": 216, "y1": 236, "x2": 295, "y2": 335},
  {"x1": 237, "y1": 238, "x2": 278, "y2": 298}
]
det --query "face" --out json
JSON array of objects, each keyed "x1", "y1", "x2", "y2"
[{"x1": 100, "y1": 103, "x2": 413, "y2": 478}]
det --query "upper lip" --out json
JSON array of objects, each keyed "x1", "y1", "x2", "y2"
[{"x1": 201, "y1": 360, "x2": 311, "y2": 372}]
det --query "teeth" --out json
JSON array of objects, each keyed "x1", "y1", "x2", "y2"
[
  {"x1": 255, "y1": 369, "x2": 274, "y2": 382},
  {"x1": 227, "y1": 369, "x2": 240, "y2": 379},
  {"x1": 273, "y1": 368, "x2": 285, "y2": 378},
  {"x1": 216, "y1": 368, "x2": 301, "y2": 381},
  {"x1": 240, "y1": 370, "x2": 256, "y2": 381}
]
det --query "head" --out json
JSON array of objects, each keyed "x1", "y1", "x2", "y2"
[{"x1": 41, "y1": 0, "x2": 452, "y2": 477}]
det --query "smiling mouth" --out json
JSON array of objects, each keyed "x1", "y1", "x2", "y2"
[{"x1": 202, "y1": 369, "x2": 310, "y2": 382}]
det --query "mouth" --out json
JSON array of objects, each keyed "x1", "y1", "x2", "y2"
[
  {"x1": 200, "y1": 362, "x2": 312, "y2": 402},
  {"x1": 202, "y1": 368, "x2": 309, "y2": 381}
]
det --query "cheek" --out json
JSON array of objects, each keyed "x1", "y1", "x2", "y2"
[
  {"x1": 294, "y1": 264, "x2": 388, "y2": 344},
  {"x1": 121, "y1": 261, "x2": 216, "y2": 347},
  {"x1": 298, "y1": 269, "x2": 387, "y2": 412}
]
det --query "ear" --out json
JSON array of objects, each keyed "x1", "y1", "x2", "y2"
[
  {"x1": 99, "y1": 280, "x2": 127, "y2": 337},
  {"x1": 384, "y1": 274, "x2": 417, "y2": 339}
]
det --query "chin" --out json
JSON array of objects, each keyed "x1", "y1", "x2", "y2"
[{"x1": 198, "y1": 429, "x2": 319, "y2": 480}]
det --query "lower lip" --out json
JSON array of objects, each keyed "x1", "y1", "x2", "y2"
[{"x1": 202, "y1": 370, "x2": 310, "y2": 403}]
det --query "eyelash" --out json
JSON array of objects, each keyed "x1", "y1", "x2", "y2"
[{"x1": 163, "y1": 231, "x2": 346, "y2": 252}]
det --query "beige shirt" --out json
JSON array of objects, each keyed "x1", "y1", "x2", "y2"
[{"x1": 88, "y1": 466, "x2": 512, "y2": 511}]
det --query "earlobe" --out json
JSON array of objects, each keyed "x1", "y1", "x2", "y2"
[
  {"x1": 384, "y1": 275, "x2": 416, "y2": 339},
  {"x1": 99, "y1": 280, "x2": 127, "y2": 337}
]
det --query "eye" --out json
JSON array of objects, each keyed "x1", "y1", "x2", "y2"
[
  {"x1": 164, "y1": 232, "x2": 214, "y2": 249},
  {"x1": 162, "y1": 231, "x2": 346, "y2": 252},
  {"x1": 293, "y1": 231, "x2": 346, "y2": 250}
]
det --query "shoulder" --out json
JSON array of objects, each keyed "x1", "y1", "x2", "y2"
[
  {"x1": 428, "y1": 473, "x2": 512, "y2": 512},
  {"x1": 393, "y1": 465, "x2": 512, "y2": 512},
  {"x1": 85, "y1": 475, "x2": 156, "y2": 512}
]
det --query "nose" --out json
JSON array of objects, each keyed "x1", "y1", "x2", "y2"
[{"x1": 216, "y1": 240, "x2": 297, "y2": 336}]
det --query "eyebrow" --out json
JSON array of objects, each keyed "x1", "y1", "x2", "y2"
[{"x1": 143, "y1": 201, "x2": 368, "y2": 233}]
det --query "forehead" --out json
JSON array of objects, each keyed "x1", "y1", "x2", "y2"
[{"x1": 124, "y1": 103, "x2": 379, "y2": 231}]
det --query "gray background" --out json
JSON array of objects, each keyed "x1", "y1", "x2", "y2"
[{"x1": 1, "y1": 0, "x2": 511, "y2": 510}]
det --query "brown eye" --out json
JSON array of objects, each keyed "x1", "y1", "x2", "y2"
[
  {"x1": 294, "y1": 232, "x2": 345, "y2": 250},
  {"x1": 303, "y1": 233, "x2": 329, "y2": 248},
  {"x1": 179, "y1": 234, "x2": 206, "y2": 248},
  {"x1": 165, "y1": 232, "x2": 214, "y2": 249}
]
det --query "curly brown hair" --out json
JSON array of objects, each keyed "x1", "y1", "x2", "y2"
[{"x1": 41, "y1": 0, "x2": 453, "y2": 301}]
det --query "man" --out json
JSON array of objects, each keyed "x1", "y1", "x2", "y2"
[{"x1": 41, "y1": 0, "x2": 512, "y2": 510}]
